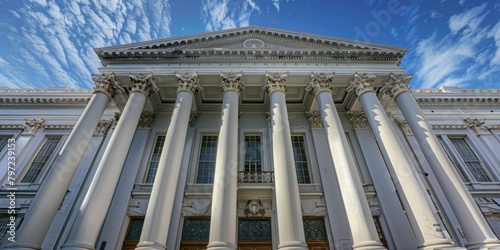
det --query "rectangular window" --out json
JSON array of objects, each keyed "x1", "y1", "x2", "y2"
[
  {"x1": 196, "y1": 135, "x2": 218, "y2": 184},
  {"x1": 123, "y1": 217, "x2": 144, "y2": 250},
  {"x1": 21, "y1": 137, "x2": 61, "y2": 183},
  {"x1": 244, "y1": 135, "x2": 262, "y2": 172},
  {"x1": 447, "y1": 137, "x2": 492, "y2": 182},
  {"x1": 0, "y1": 136, "x2": 10, "y2": 153},
  {"x1": 0, "y1": 214, "x2": 10, "y2": 242},
  {"x1": 291, "y1": 135, "x2": 311, "y2": 184},
  {"x1": 144, "y1": 135, "x2": 166, "y2": 183},
  {"x1": 373, "y1": 217, "x2": 388, "y2": 248}
]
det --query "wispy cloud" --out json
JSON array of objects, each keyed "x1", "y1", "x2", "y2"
[
  {"x1": 0, "y1": 0, "x2": 171, "y2": 89},
  {"x1": 409, "y1": 3, "x2": 499, "y2": 88},
  {"x1": 201, "y1": 0, "x2": 261, "y2": 31}
]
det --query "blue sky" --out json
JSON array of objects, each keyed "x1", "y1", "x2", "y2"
[{"x1": 0, "y1": 0, "x2": 499, "y2": 89}]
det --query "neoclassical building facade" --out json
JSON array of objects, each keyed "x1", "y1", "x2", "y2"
[{"x1": 1, "y1": 26, "x2": 500, "y2": 250}]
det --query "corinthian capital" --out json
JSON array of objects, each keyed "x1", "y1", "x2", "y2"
[
  {"x1": 23, "y1": 118, "x2": 45, "y2": 136},
  {"x1": 175, "y1": 72, "x2": 202, "y2": 94},
  {"x1": 265, "y1": 72, "x2": 287, "y2": 94},
  {"x1": 346, "y1": 73, "x2": 376, "y2": 97},
  {"x1": 380, "y1": 73, "x2": 412, "y2": 98},
  {"x1": 92, "y1": 73, "x2": 125, "y2": 99},
  {"x1": 347, "y1": 111, "x2": 369, "y2": 129},
  {"x1": 220, "y1": 72, "x2": 243, "y2": 94},
  {"x1": 306, "y1": 73, "x2": 335, "y2": 95},
  {"x1": 129, "y1": 73, "x2": 159, "y2": 96}
]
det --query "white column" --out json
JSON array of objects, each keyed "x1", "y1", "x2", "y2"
[
  {"x1": 6, "y1": 74, "x2": 122, "y2": 250},
  {"x1": 135, "y1": 73, "x2": 200, "y2": 250},
  {"x1": 62, "y1": 73, "x2": 158, "y2": 250},
  {"x1": 207, "y1": 73, "x2": 243, "y2": 250},
  {"x1": 381, "y1": 73, "x2": 500, "y2": 249},
  {"x1": 347, "y1": 73, "x2": 456, "y2": 250},
  {"x1": 266, "y1": 73, "x2": 308, "y2": 250},
  {"x1": 307, "y1": 73, "x2": 385, "y2": 250}
]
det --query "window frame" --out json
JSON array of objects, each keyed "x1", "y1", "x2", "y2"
[
  {"x1": 20, "y1": 136, "x2": 63, "y2": 184},
  {"x1": 439, "y1": 134, "x2": 496, "y2": 183},
  {"x1": 243, "y1": 133, "x2": 263, "y2": 172},
  {"x1": 143, "y1": 134, "x2": 166, "y2": 183},
  {"x1": 290, "y1": 134, "x2": 312, "y2": 184},
  {"x1": 195, "y1": 134, "x2": 218, "y2": 184}
]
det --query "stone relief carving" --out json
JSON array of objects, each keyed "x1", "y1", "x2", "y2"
[
  {"x1": 305, "y1": 111, "x2": 323, "y2": 128},
  {"x1": 306, "y1": 72, "x2": 335, "y2": 95},
  {"x1": 129, "y1": 72, "x2": 159, "y2": 96},
  {"x1": 347, "y1": 111, "x2": 369, "y2": 129},
  {"x1": 220, "y1": 72, "x2": 243, "y2": 93},
  {"x1": 94, "y1": 119, "x2": 114, "y2": 136},
  {"x1": 175, "y1": 72, "x2": 202, "y2": 94},
  {"x1": 265, "y1": 72, "x2": 287, "y2": 93},
  {"x1": 92, "y1": 73, "x2": 125, "y2": 99},
  {"x1": 346, "y1": 72, "x2": 376, "y2": 97},
  {"x1": 137, "y1": 112, "x2": 157, "y2": 128},
  {"x1": 380, "y1": 72, "x2": 412, "y2": 98},
  {"x1": 22, "y1": 118, "x2": 45, "y2": 136}
]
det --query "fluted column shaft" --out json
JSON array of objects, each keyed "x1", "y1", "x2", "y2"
[
  {"x1": 207, "y1": 73, "x2": 242, "y2": 250},
  {"x1": 307, "y1": 73, "x2": 385, "y2": 250},
  {"x1": 348, "y1": 73, "x2": 454, "y2": 250},
  {"x1": 136, "y1": 73, "x2": 200, "y2": 250},
  {"x1": 382, "y1": 74, "x2": 500, "y2": 249},
  {"x1": 62, "y1": 74, "x2": 157, "y2": 250},
  {"x1": 6, "y1": 74, "x2": 121, "y2": 250},
  {"x1": 266, "y1": 73, "x2": 307, "y2": 250}
]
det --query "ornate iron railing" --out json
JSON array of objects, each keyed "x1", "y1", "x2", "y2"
[{"x1": 237, "y1": 171, "x2": 274, "y2": 183}]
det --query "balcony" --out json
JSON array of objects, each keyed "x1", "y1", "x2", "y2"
[{"x1": 237, "y1": 171, "x2": 274, "y2": 183}]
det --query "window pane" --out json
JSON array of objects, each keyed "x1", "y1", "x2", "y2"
[
  {"x1": 182, "y1": 219, "x2": 210, "y2": 241},
  {"x1": 21, "y1": 137, "x2": 61, "y2": 183},
  {"x1": 449, "y1": 137, "x2": 491, "y2": 182},
  {"x1": 0, "y1": 136, "x2": 10, "y2": 152},
  {"x1": 144, "y1": 135, "x2": 166, "y2": 183},
  {"x1": 245, "y1": 135, "x2": 262, "y2": 172},
  {"x1": 291, "y1": 135, "x2": 311, "y2": 184},
  {"x1": 0, "y1": 214, "x2": 10, "y2": 242},
  {"x1": 238, "y1": 219, "x2": 272, "y2": 241},
  {"x1": 125, "y1": 218, "x2": 144, "y2": 241},
  {"x1": 303, "y1": 218, "x2": 327, "y2": 241},
  {"x1": 196, "y1": 135, "x2": 218, "y2": 183}
]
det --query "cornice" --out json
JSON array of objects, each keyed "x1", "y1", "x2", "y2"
[
  {"x1": 415, "y1": 97, "x2": 500, "y2": 107},
  {"x1": 0, "y1": 88, "x2": 93, "y2": 107}
]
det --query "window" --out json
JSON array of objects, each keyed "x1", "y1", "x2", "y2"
[
  {"x1": 21, "y1": 137, "x2": 61, "y2": 183},
  {"x1": 0, "y1": 136, "x2": 10, "y2": 153},
  {"x1": 440, "y1": 136, "x2": 493, "y2": 182},
  {"x1": 373, "y1": 217, "x2": 388, "y2": 248},
  {"x1": 123, "y1": 217, "x2": 144, "y2": 250},
  {"x1": 0, "y1": 214, "x2": 10, "y2": 242},
  {"x1": 244, "y1": 135, "x2": 262, "y2": 172},
  {"x1": 303, "y1": 217, "x2": 329, "y2": 250},
  {"x1": 196, "y1": 135, "x2": 218, "y2": 184},
  {"x1": 144, "y1": 135, "x2": 166, "y2": 183},
  {"x1": 181, "y1": 218, "x2": 210, "y2": 241},
  {"x1": 291, "y1": 135, "x2": 311, "y2": 184}
]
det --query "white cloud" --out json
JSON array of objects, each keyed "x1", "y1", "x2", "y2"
[
  {"x1": 448, "y1": 3, "x2": 488, "y2": 35},
  {"x1": 272, "y1": 0, "x2": 280, "y2": 12},
  {"x1": 458, "y1": 0, "x2": 465, "y2": 6},
  {"x1": 201, "y1": 0, "x2": 261, "y2": 32},
  {"x1": 488, "y1": 22, "x2": 500, "y2": 65},
  {"x1": 0, "y1": 0, "x2": 172, "y2": 89}
]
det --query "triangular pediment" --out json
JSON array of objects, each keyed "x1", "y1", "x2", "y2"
[{"x1": 95, "y1": 26, "x2": 406, "y2": 64}]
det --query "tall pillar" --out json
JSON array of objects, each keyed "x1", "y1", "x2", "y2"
[
  {"x1": 265, "y1": 72, "x2": 308, "y2": 250},
  {"x1": 62, "y1": 73, "x2": 158, "y2": 250},
  {"x1": 207, "y1": 73, "x2": 243, "y2": 250},
  {"x1": 135, "y1": 72, "x2": 201, "y2": 250},
  {"x1": 381, "y1": 73, "x2": 500, "y2": 249},
  {"x1": 347, "y1": 73, "x2": 456, "y2": 250},
  {"x1": 6, "y1": 74, "x2": 123, "y2": 250},
  {"x1": 306, "y1": 73, "x2": 385, "y2": 250}
]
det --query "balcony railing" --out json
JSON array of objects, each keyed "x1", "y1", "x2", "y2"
[{"x1": 237, "y1": 171, "x2": 274, "y2": 183}]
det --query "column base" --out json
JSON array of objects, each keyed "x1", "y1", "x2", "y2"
[
  {"x1": 61, "y1": 241, "x2": 95, "y2": 250},
  {"x1": 5, "y1": 242, "x2": 42, "y2": 250},
  {"x1": 418, "y1": 240, "x2": 463, "y2": 250},
  {"x1": 352, "y1": 240, "x2": 387, "y2": 250},
  {"x1": 278, "y1": 241, "x2": 308, "y2": 250},
  {"x1": 465, "y1": 239, "x2": 500, "y2": 250},
  {"x1": 207, "y1": 241, "x2": 237, "y2": 250},
  {"x1": 135, "y1": 241, "x2": 167, "y2": 250}
]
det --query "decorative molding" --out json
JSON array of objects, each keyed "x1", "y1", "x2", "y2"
[
  {"x1": 306, "y1": 73, "x2": 335, "y2": 95},
  {"x1": 265, "y1": 72, "x2": 287, "y2": 94},
  {"x1": 347, "y1": 111, "x2": 369, "y2": 129},
  {"x1": 42, "y1": 124, "x2": 74, "y2": 130},
  {"x1": 129, "y1": 73, "x2": 159, "y2": 96},
  {"x1": 244, "y1": 200, "x2": 266, "y2": 217},
  {"x1": 346, "y1": 72, "x2": 376, "y2": 97},
  {"x1": 22, "y1": 118, "x2": 45, "y2": 136},
  {"x1": 94, "y1": 119, "x2": 114, "y2": 136},
  {"x1": 380, "y1": 72, "x2": 412, "y2": 98},
  {"x1": 175, "y1": 72, "x2": 202, "y2": 94},
  {"x1": 415, "y1": 97, "x2": 500, "y2": 107},
  {"x1": 137, "y1": 112, "x2": 157, "y2": 128},
  {"x1": 0, "y1": 124, "x2": 25, "y2": 130},
  {"x1": 305, "y1": 111, "x2": 323, "y2": 128},
  {"x1": 486, "y1": 124, "x2": 500, "y2": 130},
  {"x1": 189, "y1": 111, "x2": 201, "y2": 128},
  {"x1": 395, "y1": 118, "x2": 413, "y2": 136},
  {"x1": 464, "y1": 118, "x2": 490, "y2": 135},
  {"x1": 92, "y1": 73, "x2": 125, "y2": 99},
  {"x1": 220, "y1": 72, "x2": 243, "y2": 94},
  {"x1": 431, "y1": 124, "x2": 470, "y2": 130}
]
